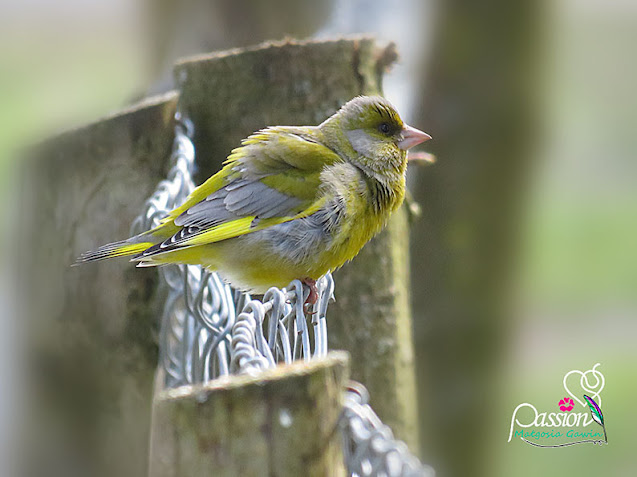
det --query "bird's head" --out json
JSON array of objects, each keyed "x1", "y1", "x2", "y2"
[{"x1": 320, "y1": 96, "x2": 431, "y2": 181}]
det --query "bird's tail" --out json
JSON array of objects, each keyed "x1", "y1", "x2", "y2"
[{"x1": 74, "y1": 236, "x2": 156, "y2": 265}]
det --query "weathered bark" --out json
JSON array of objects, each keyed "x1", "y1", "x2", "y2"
[
  {"x1": 149, "y1": 352, "x2": 349, "y2": 477},
  {"x1": 175, "y1": 38, "x2": 419, "y2": 449},
  {"x1": 411, "y1": 1, "x2": 538, "y2": 475},
  {"x1": 18, "y1": 92, "x2": 178, "y2": 477}
]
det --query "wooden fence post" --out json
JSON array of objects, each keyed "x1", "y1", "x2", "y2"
[
  {"x1": 149, "y1": 352, "x2": 349, "y2": 477},
  {"x1": 17, "y1": 92, "x2": 178, "y2": 477},
  {"x1": 174, "y1": 37, "x2": 419, "y2": 449}
]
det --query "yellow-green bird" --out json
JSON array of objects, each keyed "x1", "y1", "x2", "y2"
[{"x1": 77, "y1": 96, "x2": 431, "y2": 302}]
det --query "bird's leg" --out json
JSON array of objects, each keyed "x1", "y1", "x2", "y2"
[{"x1": 302, "y1": 278, "x2": 318, "y2": 314}]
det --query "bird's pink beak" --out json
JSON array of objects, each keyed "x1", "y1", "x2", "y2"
[{"x1": 397, "y1": 124, "x2": 432, "y2": 151}]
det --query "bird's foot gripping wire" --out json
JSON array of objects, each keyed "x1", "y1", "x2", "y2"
[{"x1": 302, "y1": 278, "x2": 318, "y2": 315}]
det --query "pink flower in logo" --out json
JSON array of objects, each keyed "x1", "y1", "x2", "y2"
[{"x1": 559, "y1": 397, "x2": 575, "y2": 412}]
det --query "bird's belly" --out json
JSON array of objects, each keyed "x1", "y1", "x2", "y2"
[
  {"x1": 207, "y1": 219, "x2": 334, "y2": 292},
  {"x1": 226, "y1": 213, "x2": 383, "y2": 289},
  {"x1": 169, "y1": 203, "x2": 388, "y2": 293}
]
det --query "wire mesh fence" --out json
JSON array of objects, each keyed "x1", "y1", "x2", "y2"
[{"x1": 133, "y1": 112, "x2": 432, "y2": 476}]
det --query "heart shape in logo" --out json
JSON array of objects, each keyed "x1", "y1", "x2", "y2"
[{"x1": 563, "y1": 363, "x2": 604, "y2": 409}]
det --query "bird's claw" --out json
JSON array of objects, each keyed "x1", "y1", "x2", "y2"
[{"x1": 302, "y1": 278, "x2": 318, "y2": 315}]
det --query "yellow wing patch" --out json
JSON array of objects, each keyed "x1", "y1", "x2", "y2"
[
  {"x1": 110, "y1": 242, "x2": 155, "y2": 257},
  {"x1": 180, "y1": 197, "x2": 328, "y2": 247}
]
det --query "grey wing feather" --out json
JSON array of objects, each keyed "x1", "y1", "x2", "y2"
[
  {"x1": 142, "y1": 179, "x2": 302, "y2": 256},
  {"x1": 141, "y1": 128, "x2": 320, "y2": 257},
  {"x1": 175, "y1": 179, "x2": 302, "y2": 228}
]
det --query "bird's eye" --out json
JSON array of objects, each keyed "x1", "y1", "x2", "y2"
[{"x1": 379, "y1": 123, "x2": 391, "y2": 134}]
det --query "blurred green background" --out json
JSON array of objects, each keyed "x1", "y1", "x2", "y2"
[{"x1": 1, "y1": 0, "x2": 635, "y2": 476}]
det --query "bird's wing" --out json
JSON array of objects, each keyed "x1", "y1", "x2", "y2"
[{"x1": 140, "y1": 127, "x2": 342, "y2": 257}]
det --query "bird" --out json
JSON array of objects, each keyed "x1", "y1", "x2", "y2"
[{"x1": 76, "y1": 96, "x2": 431, "y2": 305}]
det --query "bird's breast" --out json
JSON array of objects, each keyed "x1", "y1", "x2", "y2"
[
  {"x1": 314, "y1": 162, "x2": 404, "y2": 270},
  {"x1": 215, "y1": 162, "x2": 406, "y2": 289}
]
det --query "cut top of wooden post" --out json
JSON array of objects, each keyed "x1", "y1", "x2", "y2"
[
  {"x1": 149, "y1": 351, "x2": 350, "y2": 477},
  {"x1": 173, "y1": 37, "x2": 393, "y2": 181}
]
